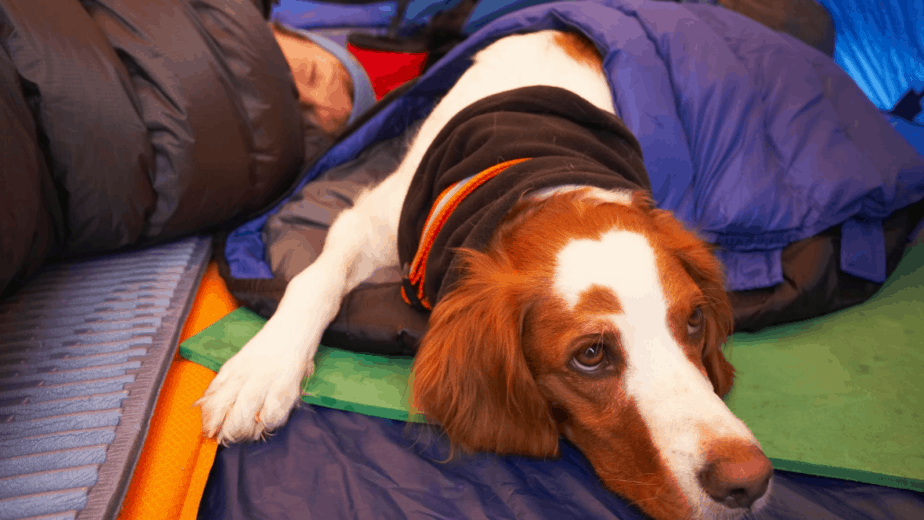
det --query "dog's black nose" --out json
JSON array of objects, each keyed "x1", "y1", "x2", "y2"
[{"x1": 698, "y1": 444, "x2": 773, "y2": 509}]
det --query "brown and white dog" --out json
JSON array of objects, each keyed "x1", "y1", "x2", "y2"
[{"x1": 198, "y1": 30, "x2": 773, "y2": 520}]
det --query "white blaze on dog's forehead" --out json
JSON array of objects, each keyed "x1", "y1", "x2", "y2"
[
  {"x1": 554, "y1": 231, "x2": 660, "y2": 312},
  {"x1": 554, "y1": 230, "x2": 759, "y2": 512}
]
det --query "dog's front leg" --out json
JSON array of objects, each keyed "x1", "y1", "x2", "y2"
[{"x1": 198, "y1": 169, "x2": 410, "y2": 444}]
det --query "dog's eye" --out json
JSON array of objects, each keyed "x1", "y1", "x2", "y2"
[
  {"x1": 687, "y1": 307, "x2": 704, "y2": 336},
  {"x1": 572, "y1": 341, "x2": 607, "y2": 372}
]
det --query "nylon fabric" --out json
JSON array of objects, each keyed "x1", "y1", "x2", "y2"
[{"x1": 0, "y1": 0, "x2": 306, "y2": 295}]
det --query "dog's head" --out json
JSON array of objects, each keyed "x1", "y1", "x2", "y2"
[{"x1": 412, "y1": 188, "x2": 772, "y2": 520}]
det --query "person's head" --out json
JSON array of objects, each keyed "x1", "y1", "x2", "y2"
[{"x1": 270, "y1": 21, "x2": 354, "y2": 135}]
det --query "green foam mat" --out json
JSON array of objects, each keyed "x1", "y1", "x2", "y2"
[
  {"x1": 181, "y1": 244, "x2": 924, "y2": 491},
  {"x1": 179, "y1": 310, "x2": 424, "y2": 423},
  {"x1": 724, "y1": 243, "x2": 924, "y2": 492}
]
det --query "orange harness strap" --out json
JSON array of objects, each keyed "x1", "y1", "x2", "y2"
[{"x1": 401, "y1": 158, "x2": 530, "y2": 310}]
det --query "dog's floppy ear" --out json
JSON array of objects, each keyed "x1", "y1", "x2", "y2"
[
  {"x1": 411, "y1": 249, "x2": 560, "y2": 458},
  {"x1": 680, "y1": 240, "x2": 735, "y2": 397},
  {"x1": 647, "y1": 204, "x2": 736, "y2": 397},
  {"x1": 702, "y1": 331, "x2": 735, "y2": 397}
]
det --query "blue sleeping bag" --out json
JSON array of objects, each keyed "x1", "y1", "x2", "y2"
[{"x1": 220, "y1": 0, "x2": 924, "y2": 335}]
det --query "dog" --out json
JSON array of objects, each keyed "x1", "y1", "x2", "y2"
[{"x1": 198, "y1": 30, "x2": 773, "y2": 520}]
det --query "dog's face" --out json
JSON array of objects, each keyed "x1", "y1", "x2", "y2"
[{"x1": 412, "y1": 189, "x2": 772, "y2": 520}]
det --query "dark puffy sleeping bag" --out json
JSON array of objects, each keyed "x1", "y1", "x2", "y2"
[
  {"x1": 218, "y1": 0, "x2": 924, "y2": 355},
  {"x1": 0, "y1": 0, "x2": 309, "y2": 297}
]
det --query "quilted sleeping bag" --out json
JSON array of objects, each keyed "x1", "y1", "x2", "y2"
[
  {"x1": 0, "y1": 0, "x2": 311, "y2": 297},
  {"x1": 219, "y1": 0, "x2": 924, "y2": 352}
]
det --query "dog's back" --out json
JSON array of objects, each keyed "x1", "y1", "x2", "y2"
[{"x1": 430, "y1": 30, "x2": 615, "y2": 126}]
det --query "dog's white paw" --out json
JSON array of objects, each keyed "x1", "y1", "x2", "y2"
[{"x1": 196, "y1": 322, "x2": 317, "y2": 445}]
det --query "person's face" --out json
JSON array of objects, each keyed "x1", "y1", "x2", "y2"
[{"x1": 272, "y1": 26, "x2": 354, "y2": 134}]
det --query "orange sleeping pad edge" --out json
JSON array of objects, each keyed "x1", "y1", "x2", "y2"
[{"x1": 117, "y1": 261, "x2": 239, "y2": 520}]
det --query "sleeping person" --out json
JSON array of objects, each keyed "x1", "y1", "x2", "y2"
[{"x1": 269, "y1": 21, "x2": 376, "y2": 139}]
